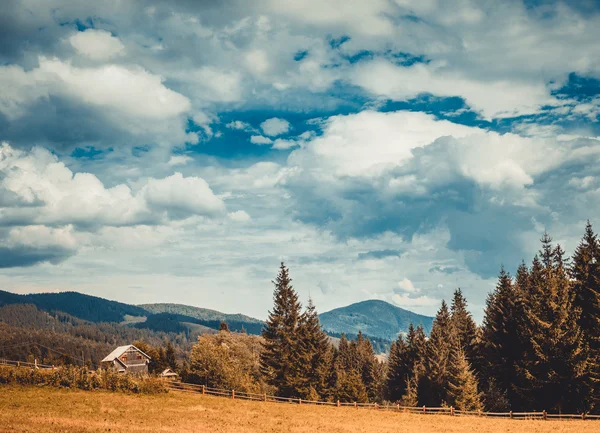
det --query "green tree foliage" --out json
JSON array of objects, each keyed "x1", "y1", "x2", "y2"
[
  {"x1": 260, "y1": 262, "x2": 304, "y2": 397},
  {"x1": 165, "y1": 342, "x2": 178, "y2": 371},
  {"x1": 480, "y1": 266, "x2": 526, "y2": 407},
  {"x1": 571, "y1": 221, "x2": 600, "y2": 406},
  {"x1": 385, "y1": 335, "x2": 408, "y2": 402},
  {"x1": 449, "y1": 289, "x2": 477, "y2": 361},
  {"x1": 516, "y1": 234, "x2": 592, "y2": 412},
  {"x1": 447, "y1": 349, "x2": 483, "y2": 411},
  {"x1": 421, "y1": 301, "x2": 454, "y2": 406},
  {"x1": 188, "y1": 331, "x2": 269, "y2": 394},
  {"x1": 295, "y1": 298, "x2": 331, "y2": 399}
]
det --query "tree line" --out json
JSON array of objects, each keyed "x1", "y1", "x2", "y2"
[{"x1": 190, "y1": 222, "x2": 600, "y2": 414}]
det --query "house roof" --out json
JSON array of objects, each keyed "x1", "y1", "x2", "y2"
[
  {"x1": 101, "y1": 345, "x2": 151, "y2": 362},
  {"x1": 160, "y1": 368, "x2": 178, "y2": 377}
]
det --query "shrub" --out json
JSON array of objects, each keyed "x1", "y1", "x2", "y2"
[{"x1": 0, "y1": 365, "x2": 167, "y2": 394}]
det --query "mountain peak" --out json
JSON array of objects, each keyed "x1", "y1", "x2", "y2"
[{"x1": 319, "y1": 299, "x2": 434, "y2": 341}]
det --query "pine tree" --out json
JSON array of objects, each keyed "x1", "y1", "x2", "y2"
[
  {"x1": 355, "y1": 332, "x2": 378, "y2": 401},
  {"x1": 219, "y1": 321, "x2": 230, "y2": 332},
  {"x1": 519, "y1": 234, "x2": 592, "y2": 412},
  {"x1": 447, "y1": 349, "x2": 483, "y2": 411},
  {"x1": 422, "y1": 301, "x2": 453, "y2": 406},
  {"x1": 401, "y1": 364, "x2": 421, "y2": 407},
  {"x1": 296, "y1": 298, "x2": 331, "y2": 399},
  {"x1": 260, "y1": 262, "x2": 305, "y2": 397},
  {"x1": 571, "y1": 221, "x2": 600, "y2": 408},
  {"x1": 481, "y1": 265, "x2": 526, "y2": 407},
  {"x1": 450, "y1": 289, "x2": 477, "y2": 361},
  {"x1": 385, "y1": 335, "x2": 408, "y2": 402},
  {"x1": 165, "y1": 342, "x2": 177, "y2": 371}
]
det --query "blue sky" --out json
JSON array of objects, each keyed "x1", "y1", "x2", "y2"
[{"x1": 1, "y1": 0, "x2": 600, "y2": 322}]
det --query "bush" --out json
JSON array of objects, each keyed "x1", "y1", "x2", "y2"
[{"x1": 0, "y1": 365, "x2": 167, "y2": 394}]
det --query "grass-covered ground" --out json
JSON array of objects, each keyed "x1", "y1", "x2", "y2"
[{"x1": 0, "y1": 386, "x2": 595, "y2": 433}]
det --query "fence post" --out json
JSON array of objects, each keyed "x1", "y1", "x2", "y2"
[
  {"x1": 232, "y1": 390, "x2": 235, "y2": 400},
  {"x1": 478, "y1": 409, "x2": 481, "y2": 417},
  {"x1": 337, "y1": 400, "x2": 340, "y2": 407},
  {"x1": 375, "y1": 403, "x2": 379, "y2": 410},
  {"x1": 543, "y1": 410, "x2": 547, "y2": 421},
  {"x1": 299, "y1": 398, "x2": 302, "y2": 405},
  {"x1": 354, "y1": 402, "x2": 357, "y2": 408},
  {"x1": 451, "y1": 406, "x2": 454, "y2": 416},
  {"x1": 423, "y1": 405, "x2": 426, "y2": 414},
  {"x1": 264, "y1": 393, "x2": 267, "y2": 402},
  {"x1": 397, "y1": 404, "x2": 400, "y2": 411},
  {"x1": 202, "y1": 385, "x2": 205, "y2": 395},
  {"x1": 509, "y1": 411, "x2": 513, "y2": 419}
]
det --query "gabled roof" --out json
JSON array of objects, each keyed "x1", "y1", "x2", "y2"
[
  {"x1": 160, "y1": 368, "x2": 178, "y2": 377},
  {"x1": 101, "y1": 345, "x2": 151, "y2": 362}
]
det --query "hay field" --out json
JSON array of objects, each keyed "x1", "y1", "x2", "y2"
[{"x1": 0, "y1": 386, "x2": 594, "y2": 433}]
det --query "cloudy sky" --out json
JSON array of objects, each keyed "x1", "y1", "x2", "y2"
[{"x1": 1, "y1": 0, "x2": 600, "y2": 321}]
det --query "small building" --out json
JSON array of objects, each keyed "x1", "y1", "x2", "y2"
[
  {"x1": 160, "y1": 368, "x2": 178, "y2": 379},
  {"x1": 101, "y1": 345, "x2": 150, "y2": 374}
]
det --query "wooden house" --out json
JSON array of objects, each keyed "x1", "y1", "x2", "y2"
[
  {"x1": 160, "y1": 368, "x2": 178, "y2": 379},
  {"x1": 101, "y1": 345, "x2": 150, "y2": 374}
]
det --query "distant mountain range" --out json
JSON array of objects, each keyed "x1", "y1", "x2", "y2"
[
  {"x1": 0, "y1": 290, "x2": 433, "y2": 344},
  {"x1": 319, "y1": 299, "x2": 434, "y2": 341}
]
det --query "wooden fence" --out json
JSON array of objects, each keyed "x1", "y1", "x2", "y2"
[
  {"x1": 166, "y1": 381, "x2": 600, "y2": 421},
  {"x1": 0, "y1": 358, "x2": 55, "y2": 369}
]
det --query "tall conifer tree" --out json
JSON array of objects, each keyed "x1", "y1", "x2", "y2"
[
  {"x1": 422, "y1": 300, "x2": 453, "y2": 406},
  {"x1": 571, "y1": 221, "x2": 600, "y2": 407},
  {"x1": 260, "y1": 262, "x2": 304, "y2": 397},
  {"x1": 450, "y1": 289, "x2": 477, "y2": 361}
]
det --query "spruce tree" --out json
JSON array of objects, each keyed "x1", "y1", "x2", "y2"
[
  {"x1": 260, "y1": 262, "x2": 305, "y2": 397},
  {"x1": 422, "y1": 300, "x2": 453, "y2": 406},
  {"x1": 385, "y1": 335, "x2": 408, "y2": 402},
  {"x1": 401, "y1": 365, "x2": 420, "y2": 407},
  {"x1": 296, "y1": 298, "x2": 331, "y2": 399},
  {"x1": 450, "y1": 289, "x2": 477, "y2": 361},
  {"x1": 165, "y1": 342, "x2": 178, "y2": 371},
  {"x1": 447, "y1": 349, "x2": 483, "y2": 411},
  {"x1": 519, "y1": 234, "x2": 592, "y2": 412},
  {"x1": 571, "y1": 221, "x2": 600, "y2": 408},
  {"x1": 481, "y1": 265, "x2": 526, "y2": 407}
]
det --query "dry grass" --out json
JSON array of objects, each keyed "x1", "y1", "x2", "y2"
[{"x1": 0, "y1": 386, "x2": 595, "y2": 433}]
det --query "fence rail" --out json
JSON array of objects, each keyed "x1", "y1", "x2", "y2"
[
  {"x1": 2, "y1": 360, "x2": 598, "y2": 421},
  {"x1": 165, "y1": 381, "x2": 600, "y2": 421}
]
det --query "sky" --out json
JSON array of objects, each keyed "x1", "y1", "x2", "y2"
[{"x1": 1, "y1": 0, "x2": 600, "y2": 322}]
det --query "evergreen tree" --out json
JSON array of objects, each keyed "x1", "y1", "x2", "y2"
[
  {"x1": 219, "y1": 321, "x2": 230, "y2": 332},
  {"x1": 450, "y1": 289, "x2": 477, "y2": 361},
  {"x1": 519, "y1": 234, "x2": 592, "y2": 412},
  {"x1": 447, "y1": 349, "x2": 483, "y2": 411},
  {"x1": 296, "y1": 298, "x2": 331, "y2": 399},
  {"x1": 422, "y1": 301, "x2": 453, "y2": 406},
  {"x1": 401, "y1": 365, "x2": 420, "y2": 407},
  {"x1": 355, "y1": 332, "x2": 379, "y2": 401},
  {"x1": 571, "y1": 221, "x2": 600, "y2": 407},
  {"x1": 480, "y1": 265, "x2": 526, "y2": 407},
  {"x1": 260, "y1": 262, "x2": 304, "y2": 397},
  {"x1": 385, "y1": 335, "x2": 408, "y2": 402},
  {"x1": 165, "y1": 342, "x2": 178, "y2": 371}
]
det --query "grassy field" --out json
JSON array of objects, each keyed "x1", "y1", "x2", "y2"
[{"x1": 0, "y1": 386, "x2": 596, "y2": 433}]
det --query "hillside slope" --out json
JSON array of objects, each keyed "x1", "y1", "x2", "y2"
[
  {"x1": 0, "y1": 290, "x2": 147, "y2": 323},
  {"x1": 319, "y1": 299, "x2": 434, "y2": 341}
]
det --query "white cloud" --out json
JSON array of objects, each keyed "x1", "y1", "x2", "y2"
[
  {"x1": 392, "y1": 294, "x2": 440, "y2": 309},
  {"x1": 245, "y1": 49, "x2": 270, "y2": 75},
  {"x1": 227, "y1": 120, "x2": 252, "y2": 130},
  {"x1": 142, "y1": 172, "x2": 226, "y2": 218},
  {"x1": 396, "y1": 278, "x2": 419, "y2": 294},
  {"x1": 0, "y1": 143, "x2": 226, "y2": 227},
  {"x1": 351, "y1": 60, "x2": 557, "y2": 119},
  {"x1": 68, "y1": 29, "x2": 125, "y2": 61},
  {"x1": 228, "y1": 210, "x2": 252, "y2": 222},
  {"x1": 260, "y1": 117, "x2": 291, "y2": 136},
  {"x1": 250, "y1": 135, "x2": 273, "y2": 145},
  {"x1": 167, "y1": 155, "x2": 193, "y2": 167}
]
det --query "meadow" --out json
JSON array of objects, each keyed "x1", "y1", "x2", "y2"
[{"x1": 0, "y1": 386, "x2": 596, "y2": 433}]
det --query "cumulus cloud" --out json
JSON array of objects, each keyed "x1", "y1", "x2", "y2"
[
  {"x1": 260, "y1": 117, "x2": 291, "y2": 136},
  {"x1": 68, "y1": 29, "x2": 125, "y2": 61},
  {"x1": 0, "y1": 143, "x2": 226, "y2": 228},
  {"x1": 250, "y1": 135, "x2": 273, "y2": 145}
]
